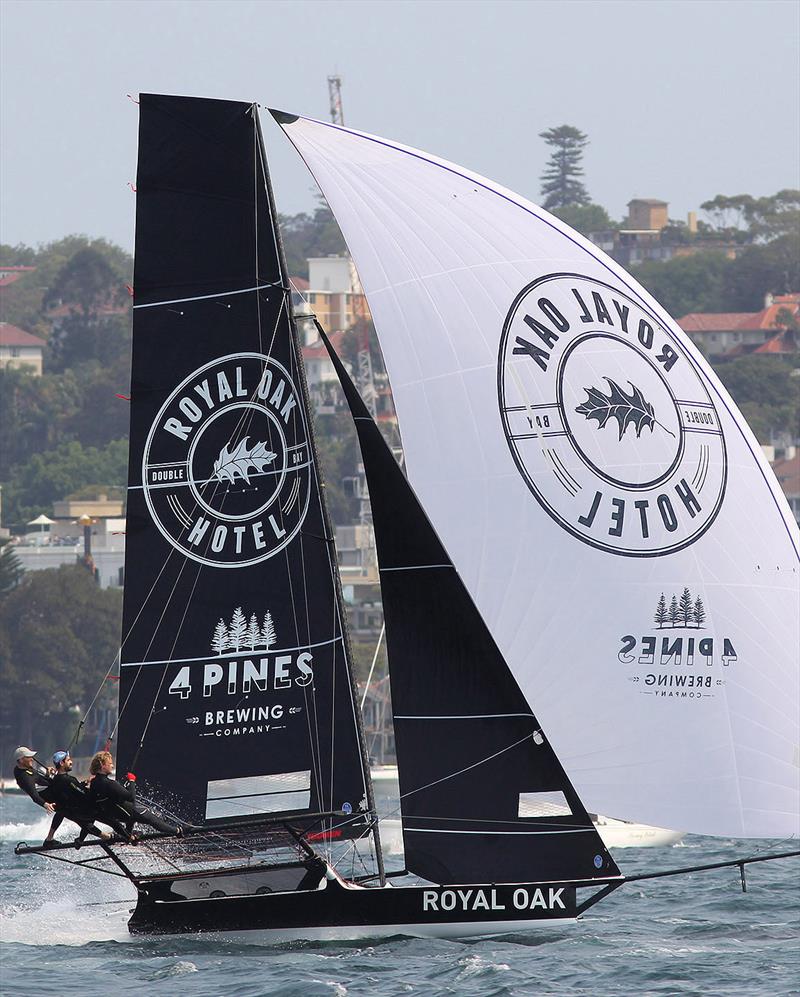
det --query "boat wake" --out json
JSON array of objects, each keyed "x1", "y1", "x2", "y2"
[
  {"x1": 1, "y1": 813, "x2": 134, "y2": 946},
  {"x1": 0, "y1": 813, "x2": 71, "y2": 844},
  {"x1": 1, "y1": 893, "x2": 133, "y2": 946}
]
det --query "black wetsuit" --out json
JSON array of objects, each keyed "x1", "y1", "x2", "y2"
[
  {"x1": 89, "y1": 773, "x2": 179, "y2": 837},
  {"x1": 13, "y1": 764, "x2": 51, "y2": 806},
  {"x1": 47, "y1": 773, "x2": 108, "y2": 843}
]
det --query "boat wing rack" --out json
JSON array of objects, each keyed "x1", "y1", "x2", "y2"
[{"x1": 14, "y1": 810, "x2": 349, "y2": 884}]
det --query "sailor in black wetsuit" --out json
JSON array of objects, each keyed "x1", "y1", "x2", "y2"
[
  {"x1": 47, "y1": 751, "x2": 111, "y2": 845},
  {"x1": 13, "y1": 747, "x2": 55, "y2": 811},
  {"x1": 87, "y1": 750, "x2": 181, "y2": 839},
  {"x1": 12, "y1": 746, "x2": 59, "y2": 846}
]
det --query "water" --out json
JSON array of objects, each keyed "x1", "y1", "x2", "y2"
[{"x1": 1, "y1": 792, "x2": 798, "y2": 997}]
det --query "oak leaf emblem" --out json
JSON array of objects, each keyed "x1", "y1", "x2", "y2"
[
  {"x1": 575, "y1": 378, "x2": 656, "y2": 441},
  {"x1": 213, "y1": 437, "x2": 277, "y2": 484}
]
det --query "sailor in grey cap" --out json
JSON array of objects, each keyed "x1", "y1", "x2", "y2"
[{"x1": 12, "y1": 746, "x2": 55, "y2": 814}]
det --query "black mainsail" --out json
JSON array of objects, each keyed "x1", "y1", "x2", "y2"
[
  {"x1": 318, "y1": 323, "x2": 620, "y2": 885},
  {"x1": 116, "y1": 95, "x2": 374, "y2": 843}
]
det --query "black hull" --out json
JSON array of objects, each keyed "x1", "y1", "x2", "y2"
[{"x1": 129, "y1": 876, "x2": 585, "y2": 941}]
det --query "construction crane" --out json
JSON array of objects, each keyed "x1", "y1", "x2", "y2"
[
  {"x1": 328, "y1": 76, "x2": 344, "y2": 127},
  {"x1": 327, "y1": 75, "x2": 378, "y2": 423}
]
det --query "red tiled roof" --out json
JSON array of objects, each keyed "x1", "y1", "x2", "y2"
[
  {"x1": 290, "y1": 276, "x2": 310, "y2": 291},
  {"x1": 679, "y1": 313, "x2": 753, "y2": 333},
  {"x1": 302, "y1": 328, "x2": 347, "y2": 360},
  {"x1": 753, "y1": 331, "x2": 797, "y2": 354},
  {"x1": 772, "y1": 453, "x2": 799, "y2": 497},
  {"x1": 737, "y1": 301, "x2": 800, "y2": 331},
  {"x1": 0, "y1": 322, "x2": 45, "y2": 347},
  {"x1": 0, "y1": 266, "x2": 36, "y2": 289},
  {"x1": 680, "y1": 295, "x2": 800, "y2": 335}
]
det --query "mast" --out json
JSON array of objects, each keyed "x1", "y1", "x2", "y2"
[{"x1": 253, "y1": 110, "x2": 385, "y2": 885}]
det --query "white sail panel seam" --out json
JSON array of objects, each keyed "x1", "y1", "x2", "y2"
[
  {"x1": 120, "y1": 634, "x2": 344, "y2": 668},
  {"x1": 404, "y1": 827, "x2": 595, "y2": 835},
  {"x1": 379, "y1": 564, "x2": 451, "y2": 572},
  {"x1": 133, "y1": 283, "x2": 281, "y2": 309},
  {"x1": 394, "y1": 714, "x2": 534, "y2": 720}
]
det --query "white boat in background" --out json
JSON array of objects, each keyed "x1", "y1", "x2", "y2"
[
  {"x1": 370, "y1": 767, "x2": 684, "y2": 850},
  {"x1": 590, "y1": 816, "x2": 684, "y2": 849}
]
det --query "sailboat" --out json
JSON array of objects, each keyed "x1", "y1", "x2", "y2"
[{"x1": 14, "y1": 95, "x2": 798, "y2": 942}]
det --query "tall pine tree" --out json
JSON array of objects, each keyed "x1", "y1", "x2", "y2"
[
  {"x1": 539, "y1": 125, "x2": 590, "y2": 209},
  {"x1": 654, "y1": 593, "x2": 668, "y2": 628},
  {"x1": 679, "y1": 587, "x2": 693, "y2": 627},
  {"x1": 693, "y1": 597, "x2": 706, "y2": 628},
  {"x1": 211, "y1": 619, "x2": 229, "y2": 654},
  {"x1": 246, "y1": 613, "x2": 260, "y2": 649},
  {"x1": 229, "y1": 607, "x2": 247, "y2": 651},
  {"x1": 261, "y1": 611, "x2": 277, "y2": 650},
  {"x1": 669, "y1": 594, "x2": 679, "y2": 627}
]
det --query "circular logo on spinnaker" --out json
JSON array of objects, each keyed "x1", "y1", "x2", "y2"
[
  {"x1": 143, "y1": 352, "x2": 311, "y2": 567},
  {"x1": 498, "y1": 274, "x2": 726, "y2": 556}
]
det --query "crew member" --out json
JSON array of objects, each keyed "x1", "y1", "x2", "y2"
[
  {"x1": 87, "y1": 751, "x2": 182, "y2": 839},
  {"x1": 45, "y1": 751, "x2": 112, "y2": 846},
  {"x1": 12, "y1": 746, "x2": 55, "y2": 813}
]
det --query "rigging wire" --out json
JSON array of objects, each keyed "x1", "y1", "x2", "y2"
[{"x1": 360, "y1": 624, "x2": 385, "y2": 710}]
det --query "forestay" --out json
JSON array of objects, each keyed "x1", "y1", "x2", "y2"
[
  {"x1": 117, "y1": 96, "x2": 370, "y2": 834},
  {"x1": 276, "y1": 112, "x2": 800, "y2": 837}
]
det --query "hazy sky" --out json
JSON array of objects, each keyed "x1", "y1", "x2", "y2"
[{"x1": 2, "y1": 0, "x2": 798, "y2": 251}]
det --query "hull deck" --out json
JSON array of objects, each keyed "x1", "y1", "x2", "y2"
[{"x1": 128, "y1": 875, "x2": 612, "y2": 940}]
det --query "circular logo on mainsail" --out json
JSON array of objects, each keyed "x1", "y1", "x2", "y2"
[
  {"x1": 498, "y1": 274, "x2": 727, "y2": 557},
  {"x1": 143, "y1": 352, "x2": 311, "y2": 567}
]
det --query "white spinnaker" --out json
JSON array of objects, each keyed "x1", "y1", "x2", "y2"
[{"x1": 276, "y1": 112, "x2": 800, "y2": 838}]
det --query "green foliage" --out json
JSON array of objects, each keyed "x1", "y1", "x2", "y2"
[
  {"x1": 2, "y1": 439, "x2": 129, "y2": 527},
  {"x1": 47, "y1": 311, "x2": 131, "y2": 375},
  {"x1": 634, "y1": 252, "x2": 731, "y2": 317},
  {"x1": 340, "y1": 319, "x2": 387, "y2": 376},
  {"x1": 700, "y1": 189, "x2": 800, "y2": 243},
  {"x1": 0, "y1": 236, "x2": 131, "y2": 334},
  {"x1": 0, "y1": 539, "x2": 24, "y2": 597},
  {"x1": 0, "y1": 238, "x2": 132, "y2": 521},
  {"x1": 711, "y1": 356, "x2": 800, "y2": 443},
  {"x1": 0, "y1": 565, "x2": 122, "y2": 750},
  {"x1": 539, "y1": 125, "x2": 590, "y2": 210},
  {"x1": 551, "y1": 203, "x2": 616, "y2": 235},
  {"x1": 279, "y1": 199, "x2": 347, "y2": 278},
  {"x1": 721, "y1": 235, "x2": 800, "y2": 310},
  {"x1": 314, "y1": 412, "x2": 360, "y2": 524},
  {"x1": 349, "y1": 638, "x2": 387, "y2": 685}
]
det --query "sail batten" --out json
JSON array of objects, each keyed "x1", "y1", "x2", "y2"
[{"x1": 280, "y1": 114, "x2": 800, "y2": 839}]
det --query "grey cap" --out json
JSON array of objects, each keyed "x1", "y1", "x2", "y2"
[{"x1": 14, "y1": 746, "x2": 37, "y2": 762}]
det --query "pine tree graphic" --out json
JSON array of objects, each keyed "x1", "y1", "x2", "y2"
[
  {"x1": 654, "y1": 594, "x2": 668, "y2": 629},
  {"x1": 669, "y1": 594, "x2": 679, "y2": 628},
  {"x1": 261, "y1": 611, "x2": 277, "y2": 650},
  {"x1": 211, "y1": 619, "x2": 229, "y2": 655},
  {"x1": 230, "y1": 607, "x2": 247, "y2": 651},
  {"x1": 679, "y1": 587, "x2": 693, "y2": 628},
  {"x1": 693, "y1": 596, "x2": 706, "y2": 629},
  {"x1": 246, "y1": 613, "x2": 260, "y2": 650}
]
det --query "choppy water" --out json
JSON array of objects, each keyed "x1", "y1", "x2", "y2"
[{"x1": 1, "y1": 791, "x2": 798, "y2": 997}]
